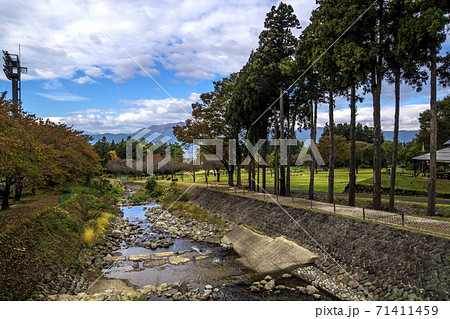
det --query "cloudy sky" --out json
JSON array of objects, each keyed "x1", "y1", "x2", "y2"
[{"x1": 0, "y1": 0, "x2": 449, "y2": 134}]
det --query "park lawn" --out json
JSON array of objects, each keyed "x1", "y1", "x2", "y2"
[
  {"x1": 174, "y1": 168, "x2": 450, "y2": 195},
  {"x1": 359, "y1": 173, "x2": 450, "y2": 195},
  {"x1": 172, "y1": 167, "x2": 374, "y2": 193}
]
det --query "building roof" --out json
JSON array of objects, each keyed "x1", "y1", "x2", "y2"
[{"x1": 412, "y1": 143, "x2": 450, "y2": 163}]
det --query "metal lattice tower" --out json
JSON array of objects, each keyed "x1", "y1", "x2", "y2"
[{"x1": 2, "y1": 50, "x2": 27, "y2": 105}]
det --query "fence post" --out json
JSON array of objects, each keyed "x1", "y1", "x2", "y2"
[
  {"x1": 363, "y1": 207, "x2": 365, "y2": 220},
  {"x1": 333, "y1": 201, "x2": 336, "y2": 214},
  {"x1": 401, "y1": 211, "x2": 405, "y2": 227},
  {"x1": 276, "y1": 194, "x2": 279, "y2": 202}
]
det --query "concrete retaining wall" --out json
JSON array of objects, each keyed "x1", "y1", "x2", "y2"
[{"x1": 192, "y1": 189, "x2": 449, "y2": 301}]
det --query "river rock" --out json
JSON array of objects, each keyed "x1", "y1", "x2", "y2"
[
  {"x1": 250, "y1": 286, "x2": 260, "y2": 293},
  {"x1": 111, "y1": 252, "x2": 123, "y2": 257},
  {"x1": 154, "y1": 251, "x2": 175, "y2": 258},
  {"x1": 103, "y1": 256, "x2": 126, "y2": 262},
  {"x1": 143, "y1": 259, "x2": 166, "y2": 267},
  {"x1": 172, "y1": 292, "x2": 187, "y2": 301},
  {"x1": 282, "y1": 273, "x2": 292, "y2": 279},
  {"x1": 306, "y1": 285, "x2": 319, "y2": 295},
  {"x1": 178, "y1": 282, "x2": 189, "y2": 294},
  {"x1": 168, "y1": 256, "x2": 191, "y2": 265},
  {"x1": 129, "y1": 254, "x2": 152, "y2": 261},
  {"x1": 194, "y1": 255, "x2": 211, "y2": 261},
  {"x1": 177, "y1": 250, "x2": 192, "y2": 255},
  {"x1": 264, "y1": 280, "x2": 275, "y2": 291}
]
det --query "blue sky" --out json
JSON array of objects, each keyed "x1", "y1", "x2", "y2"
[{"x1": 1, "y1": 0, "x2": 449, "y2": 134}]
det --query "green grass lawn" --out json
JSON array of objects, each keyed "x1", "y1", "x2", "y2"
[
  {"x1": 170, "y1": 167, "x2": 450, "y2": 195},
  {"x1": 359, "y1": 172, "x2": 450, "y2": 194},
  {"x1": 171, "y1": 167, "x2": 372, "y2": 193}
]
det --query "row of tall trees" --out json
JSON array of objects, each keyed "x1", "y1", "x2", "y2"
[
  {"x1": 0, "y1": 94, "x2": 100, "y2": 209},
  {"x1": 174, "y1": 1, "x2": 449, "y2": 215}
]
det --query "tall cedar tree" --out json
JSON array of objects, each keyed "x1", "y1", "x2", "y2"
[
  {"x1": 254, "y1": 2, "x2": 300, "y2": 196},
  {"x1": 400, "y1": 0, "x2": 449, "y2": 215}
]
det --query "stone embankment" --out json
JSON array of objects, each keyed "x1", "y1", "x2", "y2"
[{"x1": 192, "y1": 188, "x2": 450, "y2": 301}]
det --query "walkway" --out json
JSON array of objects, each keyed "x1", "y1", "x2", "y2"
[{"x1": 207, "y1": 184, "x2": 450, "y2": 238}]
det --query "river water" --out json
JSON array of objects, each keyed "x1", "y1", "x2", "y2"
[{"x1": 102, "y1": 204, "x2": 334, "y2": 301}]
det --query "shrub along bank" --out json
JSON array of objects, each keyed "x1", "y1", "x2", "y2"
[
  {"x1": 0, "y1": 179, "x2": 124, "y2": 300},
  {"x1": 144, "y1": 177, "x2": 225, "y2": 229}
]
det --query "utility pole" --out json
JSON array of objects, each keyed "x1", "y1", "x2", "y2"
[{"x1": 2, "y1": 50, "x2": 27, "y2": 106}]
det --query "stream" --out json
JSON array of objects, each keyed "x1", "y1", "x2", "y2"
[{"x1": 99, "y1": 203, "x2": 335, "y2": 301}]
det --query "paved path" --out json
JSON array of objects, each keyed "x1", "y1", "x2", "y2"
[{"x1": 209, "y1": 185, "x2": 450, "y2": 238}]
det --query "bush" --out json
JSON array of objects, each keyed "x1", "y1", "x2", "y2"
[
  {"x1": 82, "y1": 227, "x2": 96, "y2": 246},
  {"x1": 129, "y1": 189, "x2": 149, "y2": 203},
  {"x1": 145, "y1": 175, "x2": 157, "y2": 194}
]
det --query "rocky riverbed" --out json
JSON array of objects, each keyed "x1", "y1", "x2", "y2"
[{"x1": 36, "y1": 184, "x2": 367, "y2": 301}]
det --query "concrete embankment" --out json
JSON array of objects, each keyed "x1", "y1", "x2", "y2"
[{"x1": 192, "y1": 188, "x2": 450, "y2": 301}]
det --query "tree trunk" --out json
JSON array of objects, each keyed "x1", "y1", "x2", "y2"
[
  {"x1": 247, "y1": 162, "x2": 252, "y2": 190},
  {"x1": 349, "y1": 85, "x2": 357, "y2": 206},
  {"x1": 228, "y1": 166, "x2": 234, "y2": 186},
  {"x1": 14, "y1": 181, "x2": 22, "y2": 201},
  {"x1": 314, "y1": 100, "x2": 318, "y2": 174},
  {"x1": 327, "y1": 90, "x2": 335, "y2": 203},
  {"x1": 286, "y1": 101, "x2": 292, "y2": 197},
  {"x1": 372, "y1": 68, "x2": 382, "y2": 210},
  {"x1": 217, "y1": 170, "x2": 220, "y2": 183},
  {"x1": 273, "y1": 103, "x2": 279, "y2": 195},
  {"x1": 372, "y1": 0, "x2": 384, "y2": 210},
  {"x1": 257, "y1": 163, "x2": 260, "y2": 192},
  {"x1": 1, "y1": 176, "x2": 11, "y2": 210},
  {"x1": 237, "y1": 162, "x2": 242, "y2": 187},
  {"x1": 427, "y1": 49, "x2": 437, "y2": 216},
  {"x1": 262, "y1": 141, "x2": 267, "y2": 191},
  {"x1": 309, "y1": 101, "x2": 315, "y2": 200},
  {"x1": 389, "y1": 68, "x2": 401, "y2": 212},
  {"x1": 279, "y1": 86, "x2": 286, "y2": 196}
]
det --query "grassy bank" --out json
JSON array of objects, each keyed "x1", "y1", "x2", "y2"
[
  {"x1": 0, "y1": 179, "x2": 124, "y2": 300},
  {"x1": 145, "y1": 177, "x2": 225, "y2": 229}
]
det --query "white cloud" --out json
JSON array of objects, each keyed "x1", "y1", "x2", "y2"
[
  {"x1": 50, "y1": 95, "x2": 201, "y2": 133},
  {"x1": 317, "y1": 103, "x2": 430, "y2": 131},
  {"x1": 35, "y1": 92, "x2": 89, "y2": 101},
  {"x1": 0, "y1": 0, "x2": 317, "y2": 83},
  {"x1": 73, "y1": 76, "x2": 98, "y2": 84}
]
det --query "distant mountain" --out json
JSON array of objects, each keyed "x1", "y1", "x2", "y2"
[
  {"x1": 296, "y1": 128, "x2": 417, "y2": 143},
  {"x1": 88, "y1": 123, "x2": 418, "y2": 146},
  {"x1": 87, "y1": 122, "x2": 184, "y2": 143},
  {"x1": 383, "y1": 130, "x2": 418, "y2": 143}
]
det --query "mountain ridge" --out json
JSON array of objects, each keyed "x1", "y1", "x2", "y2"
[{"x1": 88, "y1": 122, "x2": 418, "y2": 144}]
